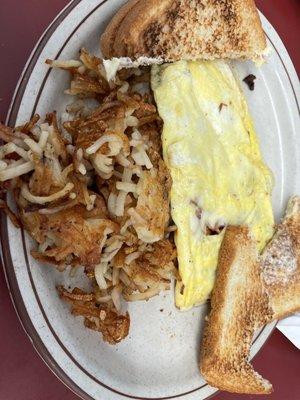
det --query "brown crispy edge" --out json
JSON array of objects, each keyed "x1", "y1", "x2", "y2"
[
  {"x1": 111, "y1": 0, "x2": 173, "y2": 57},
  {"x1": 239, "y1": 0, "x2": 267, "y2": 53},
  {"x1": 100, "y1": 0, "x2": 141, "y2": 58},
  {"x1": 200, "y1": 226, "x2": 273, "y2": 394}
]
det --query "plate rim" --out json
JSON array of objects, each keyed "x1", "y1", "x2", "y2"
[{"x1": 1, "y1": 1, "x2": 299, "y2": 400}]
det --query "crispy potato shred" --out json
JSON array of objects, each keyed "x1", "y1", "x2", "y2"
[
  {"x1": 0, "y1": 49, "x2": 177, "y2": 344},
  {"x1": 58, "y1": 286, "x2": 130, "y2": 345}
]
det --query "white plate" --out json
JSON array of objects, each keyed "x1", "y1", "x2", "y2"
[{"x1": 1, "y1": 1, "x2": 299, "y2": 399}]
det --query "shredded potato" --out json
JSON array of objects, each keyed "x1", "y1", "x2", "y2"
[
  {"x1": 21, "y1": 182, "x2": 74, "y2": 204},
  {"x1": 0, "y1": 161, "x2": 34, "y2": 181},
  {"x1": 0, "y1": 50, "x2": 176, "y2": 345}
]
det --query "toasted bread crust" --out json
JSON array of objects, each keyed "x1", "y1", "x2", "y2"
[
  {"x1": 112, "y1": 0, "x2": 172, "y2": 58},
  {"x1": 261, "y1": 196, "x2": 300, "y2": 320},
  {"x1": 200, "y1": 226, "x2": 273, "y2": 394},
  {"x1": 101, "y1": 0, "x2": 266, "y2": 61},
  {"x1": 100, "y1": 0, "x2": 141, "y2": 58}
]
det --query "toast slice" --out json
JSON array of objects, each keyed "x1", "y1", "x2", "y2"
[
  {"x1": 200, "y1": 197, "x2": 300, "y2": 393},
  {"x1": 100, "y1": 0, "x2": 267, "y2": 62},
  {"x1": 200, "y1": 226, "x2": 273, "y2": 394},
  {"x1": 261, "y1": 196, "x2": 300, "y2": 320}
]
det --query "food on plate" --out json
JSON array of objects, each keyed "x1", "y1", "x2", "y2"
[
  {"x1": 58, "y1": 286, "x2": 130, "y2": 345},
  {"x1": 0, "y1": 50, "x2": 177, "y2": 344},
  {"x1": 100, "y1": 0, "x2": 267, "y2": 63},
  {"x1": 1, "y1": 0, "x2": 299, "y2": 395},
  {"x1": 151, "y1": 59, "x2": 274, "y2": 309},
  {"x1": 200, "y1": 196, "x2": 300, "y2": 394}
]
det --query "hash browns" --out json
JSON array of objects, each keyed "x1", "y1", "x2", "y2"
[{"x1": 0, "y1": 49, "x2": 176, "y2": 344}]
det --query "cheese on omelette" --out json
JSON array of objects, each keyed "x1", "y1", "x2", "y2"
[{"x1": 151, "y1": 60, "x2": 274, "y2": 310}]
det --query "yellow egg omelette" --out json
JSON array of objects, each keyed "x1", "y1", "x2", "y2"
[{"x1": 151, "y1": 60, "x2": 274, "y2": 310}]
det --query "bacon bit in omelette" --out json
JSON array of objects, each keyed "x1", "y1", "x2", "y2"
[
  {"x1": 218, "y1": 102, "x2": 228, "y2": 112},
  {"x1": 180, "y1": 284, "x2": 185, "y2": 295},
  {"x1": 205, "y1": 225, "x2": 225, "y2": 236},
  {"x1": 190, "y1": 200, "x2": 202, "y2": 219}
]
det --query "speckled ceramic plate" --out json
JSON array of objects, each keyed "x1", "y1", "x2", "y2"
[{"x1": 1, "y1": 1, "x2": 300, "y2": 399}]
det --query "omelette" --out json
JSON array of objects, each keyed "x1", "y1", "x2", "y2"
[{"x1": 151, "y1": 60, "x2": 274, "y2": 310}]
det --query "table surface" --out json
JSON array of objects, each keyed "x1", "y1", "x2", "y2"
[{"x1": 0, "y1": 1, "x2": 299, "y2": 399}]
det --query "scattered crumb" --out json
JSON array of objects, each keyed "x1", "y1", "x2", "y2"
[
  {"x1": 160, "y1": 309, "x2": 164, "y2": 312},
  {"x1": 168, "y1": 311, "x2": 172, "y2": 316},
  {"x1": 243, "y1": 74, "x2": 256, "y2": 91}
]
